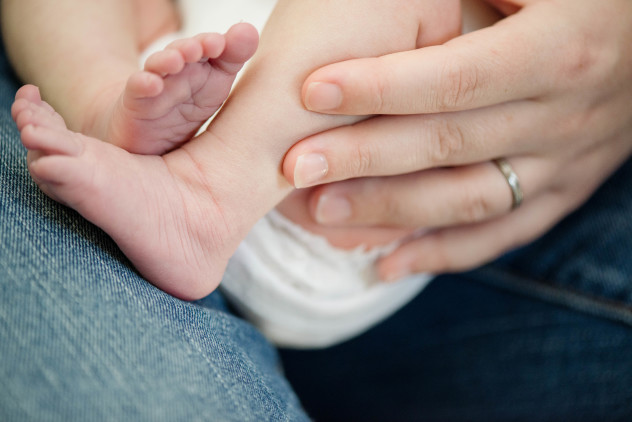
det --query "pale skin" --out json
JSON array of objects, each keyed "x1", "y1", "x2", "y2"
[
  {"x1": 282, "y1": 0, "x2": 632, "y2": 280},
  {"x1": 9, "y1": 0, "x2": 461, "y2": 300},
  {"x1": 2, "y1": 0, "x2": 259, "y2": 154}
]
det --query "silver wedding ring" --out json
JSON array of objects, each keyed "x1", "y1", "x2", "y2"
[{"x1": 493, "y1": 158, "x2": 523, "y2": 210}]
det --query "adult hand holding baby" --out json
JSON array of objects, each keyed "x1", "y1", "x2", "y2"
[{"x1": 283, "y1": 0, "x2": 632, "y2": 281}]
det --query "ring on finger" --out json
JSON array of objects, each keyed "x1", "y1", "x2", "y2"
[{"x1": 493, "y1": 158, "x2": 523, "y2": 210}]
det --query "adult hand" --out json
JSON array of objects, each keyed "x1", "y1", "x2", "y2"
[{"x1": 282, "y1": 0, "x2": 632, "y2": 281}]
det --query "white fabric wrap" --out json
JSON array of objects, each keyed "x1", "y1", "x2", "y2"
[{"x1": 222, "y1": 211, "x2": 432, "y2": 348}]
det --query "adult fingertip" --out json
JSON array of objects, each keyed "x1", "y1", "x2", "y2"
[
  {"x1": 281, "y1": 150, "x2": 298, "y2": 186},
  {"x1": 293, "y1": 152, "x2": 329, "y2": 188},
  {"x1": 283, "y1": 132, "x2": 335, "y2": 188},
  {"x1": 282, "y1": 148, "x2": 330, "y2": 188},
  {"x1": 303, "y1": 82, "x2": 343, "y2": 112}
]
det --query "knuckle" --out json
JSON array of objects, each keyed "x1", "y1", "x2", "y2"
[
  {"x1": 347, "y1": 140, "x2": 376, "y2": 177},
  {"x1": 368, "y1": 57, "x2": 389, "y2": 113},
  {"x1": 362, "y1": 180, "x2": 407, "y2": 226},
  {"x1": 381, "y1": 193, "x2": 407, "y2": 225},
  {"x1": 428, "y1": 119, "x2": 466, "y2": 164},
  {"x1": 435, "y1": 58, "x2": 480, "y2": 110},
  {"x1": 458, "y1": 187, "x2": 496, "y2": 223},
  {"x1": 548, "y1": 23, "x2": 611, "y2": 93},
  {"x1": 556, "y1": 33, "x2": 599, "y2": 85}
]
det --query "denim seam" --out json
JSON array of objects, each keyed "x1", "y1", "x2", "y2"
[{"x1": 468, "y1": 265, "x2": 632, "y2": 327}]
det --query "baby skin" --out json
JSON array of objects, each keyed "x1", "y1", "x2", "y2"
[
  {"x1": 3, "y1": 1, "x2": 257, "y2": 156},
  {"x1": 93, "y1": 24, "x2": 260, "y2": 154},
  {"x1": 12, "y1": 0, "x2": 461, "y2": 300}
]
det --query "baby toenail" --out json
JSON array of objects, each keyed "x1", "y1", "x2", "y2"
[
  {"x1": 294, "y1": 153, "x2": 328, "y2": 188},
  {"x1": 315, "y1": 194, "x2": 352, "y2": 224},
  {"x1": 304, "y1": 82, "x2": 343, "y2": 111}
]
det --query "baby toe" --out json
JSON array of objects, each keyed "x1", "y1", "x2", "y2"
[
  {"x1": 145, "y1": 49, "x2": 185, "y2": 76},
  {"x1": 21, "y1": 124, "x2": 83, "y2": 156},
  {"x1": 126, "y1": 71, "x2": 164, "y2": 99},
  {"x1": 14, "y1": 84, "x2": 42, "y2": 103},
  {"x1": 168, "y1": 37, "x2": 203, "y2": 63},
  {"x1": 197, "y1": 32, "x2": 226, "y2": 59}
]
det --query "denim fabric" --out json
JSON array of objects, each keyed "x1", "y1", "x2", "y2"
[
  {"x1": 280, "y1": 274, "x2": 632, "y2": 422},
  {"x1": 0, "y1": 44, "x2": 308, "y2": 421},
  {"x1": 2, "y1": 32, "x2": 632, "y2": 422}
]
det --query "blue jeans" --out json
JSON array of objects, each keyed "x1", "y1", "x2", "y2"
[{"x1": 1, "y1": 44, "x2": 631, "y2": 421}]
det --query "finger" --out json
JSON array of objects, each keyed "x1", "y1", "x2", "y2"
[
  {"x1": 308, "y1": 156, "x2": 548, "y2": 228},
  {"x1": 284, "y1": 100, "x2": 545, "y2": 188},
  {"x1": 376, "y1": 191, "x2": 570, "y2": 281},
  {"x1": 302, "y1": 4, "x2": 566, "y2": 115}
]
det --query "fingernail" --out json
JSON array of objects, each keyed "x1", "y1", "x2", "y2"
[
  {"x1": 294, "y1": 153, "x2": 328, "y2": 188},
  {"x1": 304, "y1": 82, "x2": 343, "y2": 111},
  {"x1": 315, "y1": 194, "x2": 352, "y2": 224}
]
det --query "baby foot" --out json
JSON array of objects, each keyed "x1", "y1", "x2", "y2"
[
  {"x1": 13, "y1": 85, "x2": 241, "y2": 300},
  {"x1": 91, "y1": 22, "x2": 258, "y2": 154}
]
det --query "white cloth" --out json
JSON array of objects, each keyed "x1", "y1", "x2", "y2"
[{"x1": 222, "y1": 211, "x2": 432, "y2": 348}]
